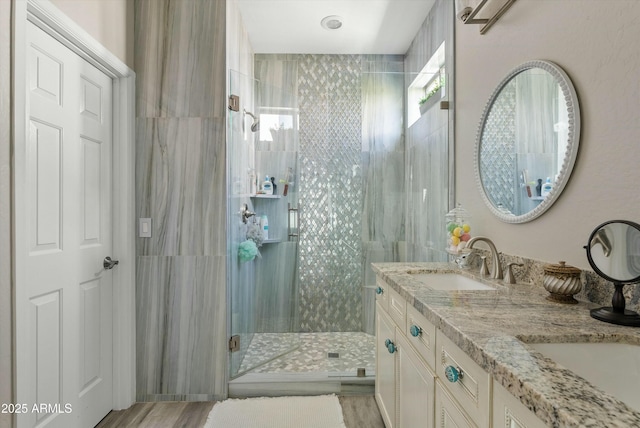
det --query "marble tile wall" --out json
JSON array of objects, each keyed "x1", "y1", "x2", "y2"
[
  {"x1": 135, "y1": 0, "x2": 227, "y2": 401},
  {"x1": 404, "y1": 0, "x2": 454, "y2": 263},
  {"x1": 255, "y1": 54, "x2": 405, "y2": 334},
  {"x1": 360, "y1": 55, "x2": 406, "y2": 334}
]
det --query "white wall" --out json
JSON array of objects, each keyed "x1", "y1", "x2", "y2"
[
  {"x1": 0, "y1": 1, "x2": 12, "y2": 426},
  {"x1": 455, "y1": 0, "x2": 640, "y2": 270},
  {"x1": 50, "y1": 0, "x2": 134, "y2": 68}
]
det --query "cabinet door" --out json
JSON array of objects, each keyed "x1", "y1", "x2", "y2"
[
  {"x1": 397, "y1": 332, "x2": 435, "y2": 428},
  {"x1": 435, "y1": 381, "x2": 477, "y2": 428},
  {"x1": 376, "y1": 302, "x2": 396, "y2": 428},
  {"x1": 492, "y1": 381, "x2": 546, "y2": 428}
]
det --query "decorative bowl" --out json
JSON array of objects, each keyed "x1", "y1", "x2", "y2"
[{"x1": 543, "y1": 261, "x2": 582, "y2": 304}]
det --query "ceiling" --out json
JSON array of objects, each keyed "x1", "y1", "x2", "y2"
[{"x1": 235, "y1": 0, "x2": 436, "y2": 54}]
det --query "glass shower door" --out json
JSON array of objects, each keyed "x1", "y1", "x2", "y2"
[{"x1": 228, "y1": 70, "x2": 300, "y2": 379}]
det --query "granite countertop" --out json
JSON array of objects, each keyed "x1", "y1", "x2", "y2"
[{"x1": 372, "y1": 262, "x2": 640, "y2": 428}]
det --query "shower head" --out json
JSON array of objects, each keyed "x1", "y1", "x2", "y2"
[{"x1": 243, "y1": 109, "x2": 260, "y2": 132}]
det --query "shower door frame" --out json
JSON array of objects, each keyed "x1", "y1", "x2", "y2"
[{"x1": 227, "y1": 70, "x2": 301, "y2": 380}]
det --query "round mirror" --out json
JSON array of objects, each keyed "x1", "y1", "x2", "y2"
[
  {"x1": 474, "y1": 60, "x2": 580, "y2": 223},
  {"x1": 584, "y1": 220, "x2": 640, "y2": 327},
  {"x1": 585, "y1": 220, "x2": 640, "y2": 284}
]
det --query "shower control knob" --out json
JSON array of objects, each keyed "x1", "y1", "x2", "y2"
[
  {"x1": 410, "y1": 325, "x2": 422, "y2": 337},
  {"x1": 376, "y1": 286, "x2": 384, "y2": 295}
]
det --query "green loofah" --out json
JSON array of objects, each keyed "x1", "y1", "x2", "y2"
[{"x1": 238, "y1": 239, "x2": 259, "y2": 262}]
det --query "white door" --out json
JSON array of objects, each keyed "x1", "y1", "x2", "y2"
[{"x1": 17, "y1": 21, "x2": 114, "y2": 427}]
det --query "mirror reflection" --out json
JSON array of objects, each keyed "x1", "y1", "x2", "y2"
[
  {"x1": 475, "y1": 60, "x2": 580, "y2": 223},
  {"x1": 587, "y1": 221, "x2": 640, "y2": 283}
]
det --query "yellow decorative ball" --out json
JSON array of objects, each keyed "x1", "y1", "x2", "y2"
[
  {"x1": 453, "y1": 227, "x2": 463, "y2": 237},
  {"x1": 451, "y1": 236, "x2": 460, "y2": 246},
  {"x1": 462, "y1": 224, "x2": 471, "y2": 233}
]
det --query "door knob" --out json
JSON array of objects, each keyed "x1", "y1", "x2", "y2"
[{"x1": 103, "y1": 256, "x2": 119, "y2": 270}]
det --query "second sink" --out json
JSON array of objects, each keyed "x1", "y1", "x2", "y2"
[
  {"x1": 409, "y1": 273, "x2": 495, "y2": 291},
  {"x1": 528, "y1": 342, "x2": 640, "y2": 413}
]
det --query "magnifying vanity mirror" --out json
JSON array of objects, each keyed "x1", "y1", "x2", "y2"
[
  {"x1": 584, "y1": 220, "x2": 640, "y2": 327},
  {"x1": 474, "y1": 60, "x2": 581, "y2": 223}
]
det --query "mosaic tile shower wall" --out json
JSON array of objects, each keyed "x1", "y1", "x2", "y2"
[
  {"x1": 255, "y1": 54, "x2": 405, "y2": 334},
  {"x1": 479, "y1": 85, "x2": 516, "y2": 213},
  {"x1": 298, "y1": 55, "x2": 364, "y2": 332}
]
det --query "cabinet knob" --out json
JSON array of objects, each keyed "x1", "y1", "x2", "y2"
[
  {"x1": 445, "y1": 365, "x2": 464, "y2": 383},
  {"x1": 409, "y1": 325, "x2": 422, "y2": 337},
  {"x1": 387, "y1": 341, "x2": 397, "y2": 354},
  {"x1": 376, "y1": 286, "x2": 384, "y2": 295}
]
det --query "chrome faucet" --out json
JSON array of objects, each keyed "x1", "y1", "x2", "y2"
[{"x1": 467, "y1": 236, "x2": 503, "y2": 280}]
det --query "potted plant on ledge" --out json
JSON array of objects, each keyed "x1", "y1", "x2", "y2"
[{"x1": 418, "y1": 76, "x2": 445, "y2": 115}]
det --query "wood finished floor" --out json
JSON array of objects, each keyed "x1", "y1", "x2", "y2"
[{"x1": 95, "y1": 395, "x2": 384, "y2": 428}]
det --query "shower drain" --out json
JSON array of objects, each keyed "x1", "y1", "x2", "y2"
[{"x1": 327, "y1": 352, "x2": 340, "y2": 358}]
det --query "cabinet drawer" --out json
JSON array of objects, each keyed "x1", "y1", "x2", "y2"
[
  {"x1": 388, "y1": 286, "x2": 406, "y2": 328},
  {"x1": 375, "y1": 277, "x2": 389, "y2": 313},
  {"x1": 405, "y1": 304, "x2": 436, "y2": 370},
  {"x1": 436, "y1": 330, "x2": 490, "y2": 428}
]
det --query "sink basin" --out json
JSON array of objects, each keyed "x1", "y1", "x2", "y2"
[
  {"x1": 529, "y1": 342, "x2": 640, "y2": 412},
  {"x1": 409, "y1": 273, "x2": 495, "y2": 291}
]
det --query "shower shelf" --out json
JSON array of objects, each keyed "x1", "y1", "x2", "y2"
[
  {"x1": 251, "y1": 194, "x2": 282, "y2": 199},
  {"x1": 263, "y1": 239, "x2": 281, "y2": 244}
]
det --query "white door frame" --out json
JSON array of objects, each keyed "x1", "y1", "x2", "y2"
[{"x1": 12, "y1": 0, "x2": 136, "y2": 411}]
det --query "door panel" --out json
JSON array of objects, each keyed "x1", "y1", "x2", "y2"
[
  {"x1": 76, "y1": 34, "x2": 113, "y2": 428},
  {"x1": 28, "y1": 119, "x2": 62, "y2": 254},
  {"x1": 17, "y1": 21, "x2": 113, "y2": 428},
  {"x1": 29, "y1": 291, "x2": 62, "y2": 427}
]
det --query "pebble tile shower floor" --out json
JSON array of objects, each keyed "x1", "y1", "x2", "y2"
[{"x1": 238, "y1": 332, "x2": 376, "y2": 377}]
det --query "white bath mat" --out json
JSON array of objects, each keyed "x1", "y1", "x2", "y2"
[{"x1": 204, "y1": 394, "x2": 347, "y2": 428}]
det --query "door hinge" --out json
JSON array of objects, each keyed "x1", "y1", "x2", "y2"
[
  {"x1": 229, "y1": 94, "x2": 240, "y2": 112},
  {"x1": 229, "y1": 335, "x2": 240, "y2": 352}
]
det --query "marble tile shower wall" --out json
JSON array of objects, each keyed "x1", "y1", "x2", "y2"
[
  {"x1": 404, "y1": 0, "x2": 454, "y2": 263},
  {"x1": 135, "y1": 0, "x2": 227, "y2": 401},
  {"x1": 255, "y1": 54, "x2": 405, "y2": 334}
]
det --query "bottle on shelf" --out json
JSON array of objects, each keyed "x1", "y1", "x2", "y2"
[
  {"x1": 262, "y1": 175, "x2": 273, "y2": 195},
  {"x1": 261, "y1": 214, "x2": 269, "y2": 240},
  {"x1": 541, "y1": 177, "x2": 553, "y2": 197}
]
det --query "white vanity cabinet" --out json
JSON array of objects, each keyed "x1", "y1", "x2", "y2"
[
  {"x1": 492, "y1": 381, "x2": 546, "y2": 428},
  {"x1": 375, "y1": 286, "x2": 437, "y2": 428},
  {"x1": 376, "y1": 302, "x2": 397, "y2": 428},
  {"x1": 396, "y1": 331, "x2": 436, "y2": 428},
  {"x1": 435, "y1": 380, "x2": 477, "y2": 428},
  {"x1": 374, "y1": 276, "x2": 547, "y2": 428},
  {"x1": 436, "y1": 330, "x2": 491, "y2": 428}
]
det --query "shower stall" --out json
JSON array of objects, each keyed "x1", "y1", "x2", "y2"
[{"x1": 226, "y1": 54, "x2": 448, "y2": 396}]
